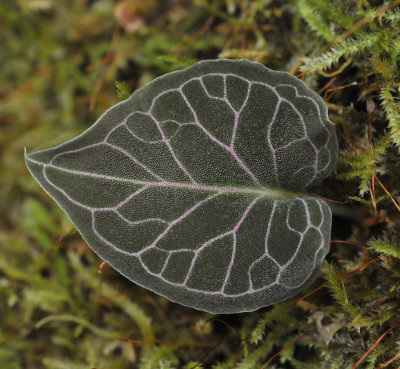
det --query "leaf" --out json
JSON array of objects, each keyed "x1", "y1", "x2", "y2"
[{"x1": 25, "y1": 59, "x2": 338, "y2": 314}]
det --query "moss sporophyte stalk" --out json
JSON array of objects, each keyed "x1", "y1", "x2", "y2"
[{"x1": 25, "y1": 59, "x2": 338, "y2": 314}]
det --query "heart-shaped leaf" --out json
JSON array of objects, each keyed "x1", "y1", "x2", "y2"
[{"x1": 26, "y1": 59, "x2": 337, "y2": 313}]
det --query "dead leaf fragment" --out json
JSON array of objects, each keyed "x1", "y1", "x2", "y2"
[{"x1": 114, "y1": 0, "x2": 157, "y2": 33}]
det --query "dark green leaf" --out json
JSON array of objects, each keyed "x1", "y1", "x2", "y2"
[{"x1": 25, "y1": 59, "x2": 338, "y2": 313}]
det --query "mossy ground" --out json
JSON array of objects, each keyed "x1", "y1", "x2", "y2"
[{"x1": 1, "y1": 1, "x2": 400, "y2": 368}]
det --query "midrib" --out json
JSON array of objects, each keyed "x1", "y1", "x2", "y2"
[{"x1": 26, "y1": 156, "x2": 299, "y2": 199}]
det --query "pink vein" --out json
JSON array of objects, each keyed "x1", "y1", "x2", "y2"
[
  {"x1": 176, "y1": 197, "x2": 260, "y2": 291},
  {"x1": 276, "y1": 83, "x2": 333, "y2": 173},
  {"x1": 267, "y1": 99, "x2": 281, "y2": 184},
  {"x1": 179, "y1": 86, "x2": 262, "y2": 187},
  {"x1": 27, "y1": 157, "x2": 284, "y2": 198},
  {"x1": 230, "y1": 83, "x2": 252, "y2": 147},
  {"x1": 49, "y1": 141, "x2": 163, "y2": 182},
  {"x1": 264, "y1": 202, "x2": 277, "y2": 256},
  {"x1": 150, "y1": 111, "x2": 196, "y2": 183},
  {"x1": 134, "y1": 193, "x2": 221, "y2": 256}
]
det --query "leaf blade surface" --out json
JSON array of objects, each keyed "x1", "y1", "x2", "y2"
[{"x1": 26, "y1": 59, "x2": 337, "y2": 313}]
